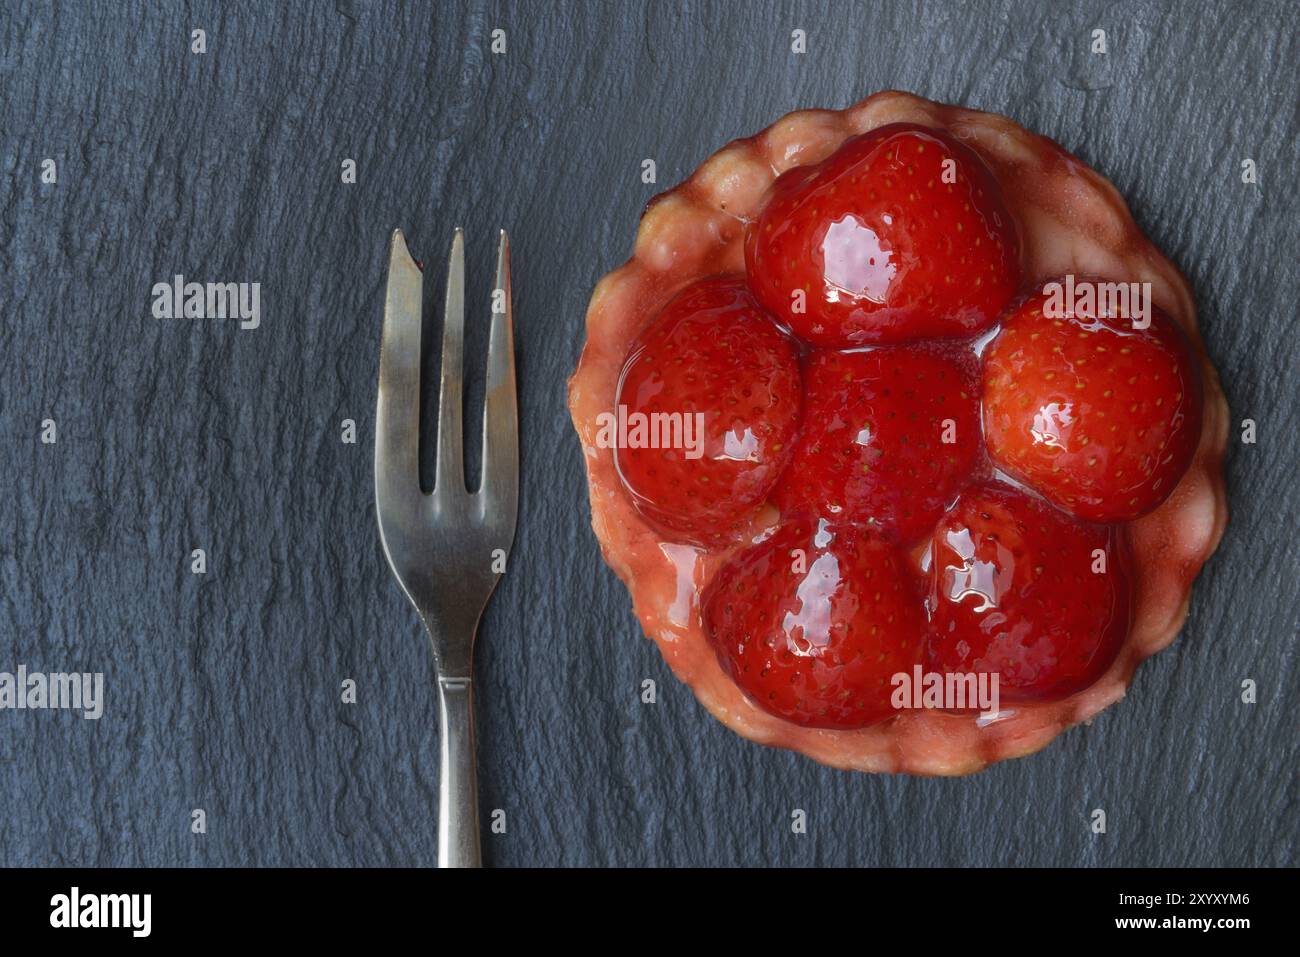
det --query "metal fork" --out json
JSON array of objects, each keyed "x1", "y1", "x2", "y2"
[{"x1": 374, "y1": 227, "x2": 518, "y2": 868}]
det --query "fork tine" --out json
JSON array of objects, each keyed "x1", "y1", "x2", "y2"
[
  {"x1": 376, "y1": 228, "x2": 424, "y2": 505},
  {"x1": 479, "y1": 229, "x2": 518, "y2": 532},
  {"x1": 436, "y1": 228, "x2": 467, "y2": 496}
]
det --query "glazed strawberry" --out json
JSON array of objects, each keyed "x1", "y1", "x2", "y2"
[
  {"x1": 775, "y1": 347, "x2": 981, "y2": 543},
  {"x1": 982, "y1": 283, "x2": 1202, "y2": 522},
  {"x1": 613, "y1": 277, "x2": 801, "y2": 542},
  {"x1": 703, "y1": 518, "x2": 925, "y2": 729},
  {"x1": 745, "y1": 123, "x2": 1019, "y2": 347},
  {"x1": 926, "y1": 483, "x2": 1131, "y2": 701}
]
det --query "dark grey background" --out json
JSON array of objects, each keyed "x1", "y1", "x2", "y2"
[{"x1": 0, "y1": 0, "x2": 1295, "y2": 867}]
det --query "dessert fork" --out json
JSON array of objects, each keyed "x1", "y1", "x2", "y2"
[{"x1": 374, "y1": 228, "x2": 518, "y2": 868}]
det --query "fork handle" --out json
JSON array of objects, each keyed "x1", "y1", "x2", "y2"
[{"x1": 436, "y1": 677, "x2": 481, "y2": 868}]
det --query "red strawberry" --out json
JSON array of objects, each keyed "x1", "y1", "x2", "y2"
[
  {"x1": 613, "y1": 277, "x2": 802, "y2": 542},
  {"x1": 703, "y1": 518, "x2": 926, "y2": 729},
  {"x1": 926, "y1": 483, "x2": 1132, "y2": 701},
  {"x1": 745, "y1": 123, "x2": 1020, "y2": 347},
  {"x1": 982, "y1": 283, "x2": 1202, "y2": 522},
  {"x1": 775, "y1": 347, "x2": 981, "y2": 544}
]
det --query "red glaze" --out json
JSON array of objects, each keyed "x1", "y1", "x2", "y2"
[
  {"x1": 776, "y1": 346, "x2": 981, "y2": 543},
  {"x1": 745, "y1": 123, "x2": 1020, "y2": 347},
  {"x1": 613, "y1": 277, "x2": 801, "y2": 543},
  {"x1": 983, "y1": 284, "x2": 1203, "y2": 522},
  {"x1": 573, "y1": 92, "x2": 1229, "y2": 773},
  {"x1": 704, "y1": 518, "x2": 926, "y2": 729},
  {"x1": 926, "y1": 483, "x2": 1132, "y2": 701}
]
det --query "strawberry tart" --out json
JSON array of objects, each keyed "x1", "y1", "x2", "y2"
[{"x1": 567, "y1": 91, "x2": 1228, "y2": 774}]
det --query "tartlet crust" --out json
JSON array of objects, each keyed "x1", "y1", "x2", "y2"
[{"x1": 567, "y1": 91, "x2": 1229, "y2": 774}]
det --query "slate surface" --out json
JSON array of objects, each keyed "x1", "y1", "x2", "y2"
[{"x1": 0, "y1": 0, "x2": 1295, "y2": 868}]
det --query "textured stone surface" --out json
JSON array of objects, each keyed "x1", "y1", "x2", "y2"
[{"x1": 0, "y1": 0, "x2": 1295, "y2": 866}]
